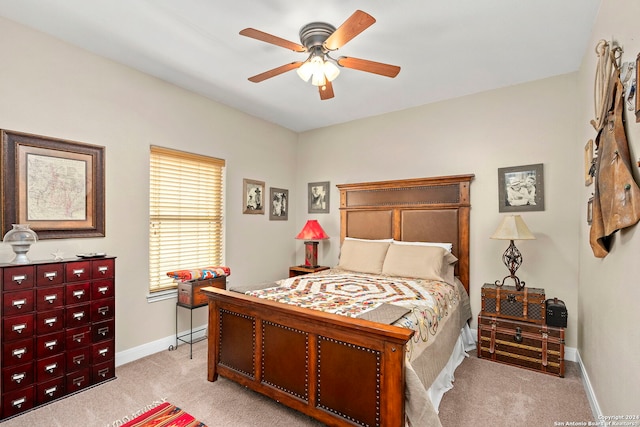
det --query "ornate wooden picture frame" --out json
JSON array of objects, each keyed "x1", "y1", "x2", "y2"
[
  {"x1": 269, "y1": 187, "x2": 288, "y2": 220},
  {"x1": 498, "y1": 163, "x2": 544, "y2": 212},
  {"x1": 308, "y1": 181, "x2": 329, "y2": 214},
  {"x1": 584, "y1": 139, "x2": 594, "y2": 186},
  {"x1": 243, "y1": 178, "x2": 265, "y2": 214},
  {"x1": 1, "y1": 130, "x2": 105, "y2": 239}
]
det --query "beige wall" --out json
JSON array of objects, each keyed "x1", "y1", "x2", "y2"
[
  {"x1": 0, "y1": 16, "x2": 301, "y2": 353},
  {"x1": 576, "y1": 0, "x2": 640, "y2": 417}
]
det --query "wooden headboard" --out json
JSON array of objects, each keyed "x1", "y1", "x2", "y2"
[{"x1": 337, "y1": 174, "x2": 474, "y2": 294}]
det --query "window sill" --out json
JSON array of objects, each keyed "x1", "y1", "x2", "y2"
[{"x1": 146, "y1": 288, "x2": 177, "y2": 303}]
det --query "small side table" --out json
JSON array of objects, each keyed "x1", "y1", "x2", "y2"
[
  {"x1": 289, "y1": 265, "x2": 329, "y2": 277},
  {"x1": 170, "y1": 276, "x2": 226, "y2": 359}
]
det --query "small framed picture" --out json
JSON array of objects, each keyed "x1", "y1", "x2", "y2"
[
  {"x1": 584, "y1": 139, "x2": 594, "y2": 186},
  {"x1": 587, "y1": 196, "x2": 594, "y2": 225},
  {"x1": 498, "y1": 164, "x2": 544, "y2": 212},
  {"x1": 269, "y1": 187, "x2": 288, "y2": 220},
  {"x1": 308, "y1": 181, "x2": 330, "y2": 214},
  {"x1": 243, "y1": 178, "x2": 265, "y2": 214}
]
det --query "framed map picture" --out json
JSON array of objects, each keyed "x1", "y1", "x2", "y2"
[{"x1": 0, "y1": 130, "x2": 105, "y2": 239}]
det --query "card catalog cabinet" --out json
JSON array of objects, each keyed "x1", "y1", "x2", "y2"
[{"x1": 0, "y1": 257, "x2": 116, "y2": 419}]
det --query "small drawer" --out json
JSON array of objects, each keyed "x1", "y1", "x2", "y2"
[
  {"x1": 36, "y1": 354, "x2": 66, "y2": 383},
  {"x1": 66, "y1": 368, "x2": 90, "y2": 393},
  {"x1": 36, "y1": 331, "x2": 66, "y2": 359},
  {"x1": 65, "y1": 303, "x2": 91, "y2": 328},
  {"x1": 66, "y1": 325, "x2": 91, "y2": 351},
  {"x1": 36, "y1": 309, "x2": 65, "y2": 334},
  {"x1": 92, "y1": 319, "x2": 115, "y2": 343},
  {"x1": 91, "y1": 258, "x2": 114, "y2": 279},
  {"x1": 36, "y1": 264, "x2": 64, "y2": 287},
  {"x1": 92, "y1": 359, "x2": 115, "y2": 384},
  {"x1": 1, "y1": 385, "x2": 34, "y2": 418},
  {"x1": 2, "y1": 362, "x2": 34, "y2": 393},
  {"x1": 92, "y1": 340, "x2": 114, "y2": 363},
  {"x1": 3, "y1": 338, "x2": 34, "y2": 365},
  {"x1": 2, "y1": 289, "x2": 35, "y2": 316},
  {"x1": 36, "y1": 377, "x2": 65, "y2": 405},
  {"x1": 36, "y1": 286, "x2": 65, "y2": 311},
  {"x1": 2, "y1": 266, "x2": 35, "y2": 292},
  {"x1": 3, "y1": 313, "x2": 35, "y2": 342},
  {"x1": 65, "y1": 282, "x2": 91, "y2": 304},
  {"x1": 67, "y1": 346, "x2": 92, "y2": 372},
  {"x1": 91, "y1": 298, "x2": 114, "y2": 321},
  {"x1": 91, "y1": 279, "x2": 114, "y2": 300},
  {"x1": 65, "y1": 261, "x2": 91, "y2": 282}
]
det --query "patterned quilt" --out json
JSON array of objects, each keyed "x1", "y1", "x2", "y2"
[{"x1": 246, "y1": 269, "x2": 462, "y2": 360}]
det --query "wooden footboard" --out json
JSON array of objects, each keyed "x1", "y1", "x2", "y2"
[{"x1": 202, "y1": 287, "x2": 414, "y2": 427}]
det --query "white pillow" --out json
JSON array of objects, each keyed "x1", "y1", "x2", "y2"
[
  {"x1": 338, "y1": 239, "x2": 391, "y2": 274},
  {"x1": 391, "y1": 240, "x2": 453, "y2": 252},
  {"x1": 382, "y1": 244, "x2": 457, "y2": 283},
  {"x1": 345, "y1": 237, "x2": 394, "y2": 243}
]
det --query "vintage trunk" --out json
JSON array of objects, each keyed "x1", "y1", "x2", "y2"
[
  {"x1": 480, "y1": 283, "x2": 546, "y2": 324},
  {"x1": 177, "y1": 276, "x2": 226, "y2": 308},
  {"x1": 477, "y1": 315, "x2": 564, "y2": 377}
]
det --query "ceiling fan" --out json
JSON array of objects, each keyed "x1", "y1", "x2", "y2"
[{"x1": 239, "y1": 10, "x2": 401, "y2": 100}]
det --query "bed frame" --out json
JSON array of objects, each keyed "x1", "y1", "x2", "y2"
[{"x1": 203, "y1": 174, "x2": 473, "y2": 427}]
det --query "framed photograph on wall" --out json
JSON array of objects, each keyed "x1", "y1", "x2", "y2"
[
  {"x1": 498, "y1": 163, "x2": 544, "y2": 212},
  {"x1": 243, "y1": 178, "x2": 265, "y2": 214},
  {"x1": 587, "y1": 196, "x2": 594, "y2": 225},
  {"x1": 269, "y1": 187, "x2": 288, "y2": 220},
  {"x1": 308, "y1": 181, "x2": 329, "y2": 214},
  {"x1": 1, "y1": 130, "x2": 105, "y2": 239},
  {"x1": 584, "y1": 139, "x2": 594, "y2": 186}
]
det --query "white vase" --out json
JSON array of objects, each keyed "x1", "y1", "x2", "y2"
[{"x1": 3, "y1": 224, "x2": 38, "y2": 264}]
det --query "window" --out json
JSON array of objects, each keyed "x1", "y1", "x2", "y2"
[{"x1": 149, "y1": 146, "x2": 225, "y2": 293}]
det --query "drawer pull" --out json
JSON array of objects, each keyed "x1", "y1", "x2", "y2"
[
  {"x1": 98, "y1": 306, "x2": 110, "y2": 316},
  {"x1": 45, "y1": 363, "x2": 58, "y2": 373},
  {"x1": 11, "y1": 372, "x2": 26, "y2": 384},
  {"x1": 97, "y1": 368, "x2": 109, "y2": 378},
  {"x1": 98, "y1": 266, "x2": 109, "y2": 274},
  {"x1": 98, "y1": 286, "x2": 109, "y2": 294},
  {"x1": 45, "y1": 339, "x2": 58, "y2": 350},
  {"x1": 44, "y1": 294, "x2": 58, "y2": 303},
  {"x1": 73, "y1": 312, "x2": 85, "y2": 320},
  {"x1": 73, "y1": 354, "x2": 85, "y2": 365},
  {"x1": 12, "y1": 397, "x2": 26, "y2": 408},
  {"x1": 12, "y1": 299, "x2": 27, "y2": 309},
  {"x1": 73, "y1": 268, "x2": 85, "y2": 277},
  {"x1": 44, "y1": 317, "x2": 58, "y2": 327},
  {"x1": 73, "y1": 333, "x2": 85, "y2": 343},
  {"x1": 98, "y1": 348, "x2": 109, "y2": 357},
  {"x1": 45, "y1": 386, "x2": 58, "y2": 397},
  {"x1": 73, "y1": 375, "x2": 85, "y2": 386},
  {"x1": 98, "y1": 326, "x2": 109, "y2": 336},
  {"x1": 44, "y1": 271, "x2": 58, "y2": 280},
  {"x1": 12, "y1": 324, "x2": 27, "y2": 334},
  {"x1": 12, "y1": 348, "x2": 27, "y2": 358},
  {"x1": 73, "y1": 290, "x2": 85, "y2": 299},
  {"x1": 12, "y1": 274, "x2": 27, "y2": 284}
]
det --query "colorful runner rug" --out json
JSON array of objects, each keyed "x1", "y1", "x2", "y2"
[{"x1": 121, "y1": 402, "x2": 207, "y2": 427}]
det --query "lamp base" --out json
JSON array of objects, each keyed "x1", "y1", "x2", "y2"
[{"x1": 303, "y1": 241, "x2": 319, "y2": 267}]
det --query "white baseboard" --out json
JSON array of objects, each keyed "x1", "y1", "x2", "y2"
[
  {"x1": 115, "y1": 327, "x2": 207, "y2": 367},
  {"x1": 575, "y1": 350, "x2": 602, "y2": 421}
]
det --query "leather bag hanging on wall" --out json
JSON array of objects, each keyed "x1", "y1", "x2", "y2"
[{"x1": 589, "y1": 73, "x2": 640, "y2": 257}]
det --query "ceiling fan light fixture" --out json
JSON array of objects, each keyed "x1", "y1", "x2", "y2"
[{"x1": 323, "y1": 59, "x2": 340, "y2": 82}]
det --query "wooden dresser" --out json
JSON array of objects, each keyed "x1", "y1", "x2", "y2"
[{"x1": 1, "y1": 257, "x2": 116, "y2": 419}]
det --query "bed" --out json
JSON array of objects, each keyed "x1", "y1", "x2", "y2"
[{"x1": 202, "y1": 174, "x2": 474, "y2": 427}]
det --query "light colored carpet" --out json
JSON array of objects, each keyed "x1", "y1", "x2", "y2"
[{"x1": 0, "y1": 340, "x2": 593, "y2": 427}]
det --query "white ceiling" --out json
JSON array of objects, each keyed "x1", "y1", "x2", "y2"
[{"x1": 0, "y1": 0, "x2": 602, "y2": 132}]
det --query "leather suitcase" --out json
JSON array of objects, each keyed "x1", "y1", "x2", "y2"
[
  {"x1": 177, "y1": 276, "x2": 226, "y2": 308},
  {"x1": 481, "y1": 283, "x2": 546, "y2": 324},
  {"x1": 477, "y1": 315, "x2": 564, "y2": 377}
]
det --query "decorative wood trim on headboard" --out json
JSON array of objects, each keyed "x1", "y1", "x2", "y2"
[{"x1": 337, "y1": 174, "x2": 474, "y2": 294}]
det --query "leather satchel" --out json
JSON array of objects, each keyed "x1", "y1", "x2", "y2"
[{"x1": 545, "y1": 298, "x2": 567, "y2": 328}]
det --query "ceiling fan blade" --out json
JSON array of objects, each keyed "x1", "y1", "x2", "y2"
[
  {"x1": 324, "y1": 10, "x2": 376, "y2": 51},
  {"x1": 248, "y1": 62, "x2": 303, "y2": 83},
  {"x1": 319, "y1": 80, "x2": 335, "y2": 100},
  {"x1": 240, "y1": 28, "x2": 306, "y2": 52},
  {"x1": 337, "y1": 56, "x2": 401, "y2": 78}
]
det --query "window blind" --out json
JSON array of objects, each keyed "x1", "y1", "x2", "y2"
[{"x1": 149, "y1": 146, "x2": 225, "y2": 292}]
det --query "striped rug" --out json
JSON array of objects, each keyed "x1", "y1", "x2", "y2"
[{"x1": 121, "y1": 402, "x2": 207, "y2": 427}]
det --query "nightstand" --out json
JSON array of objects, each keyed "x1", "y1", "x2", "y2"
[{"x1": 289, "y1": 265, "x2": 329, "y2": 277}]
